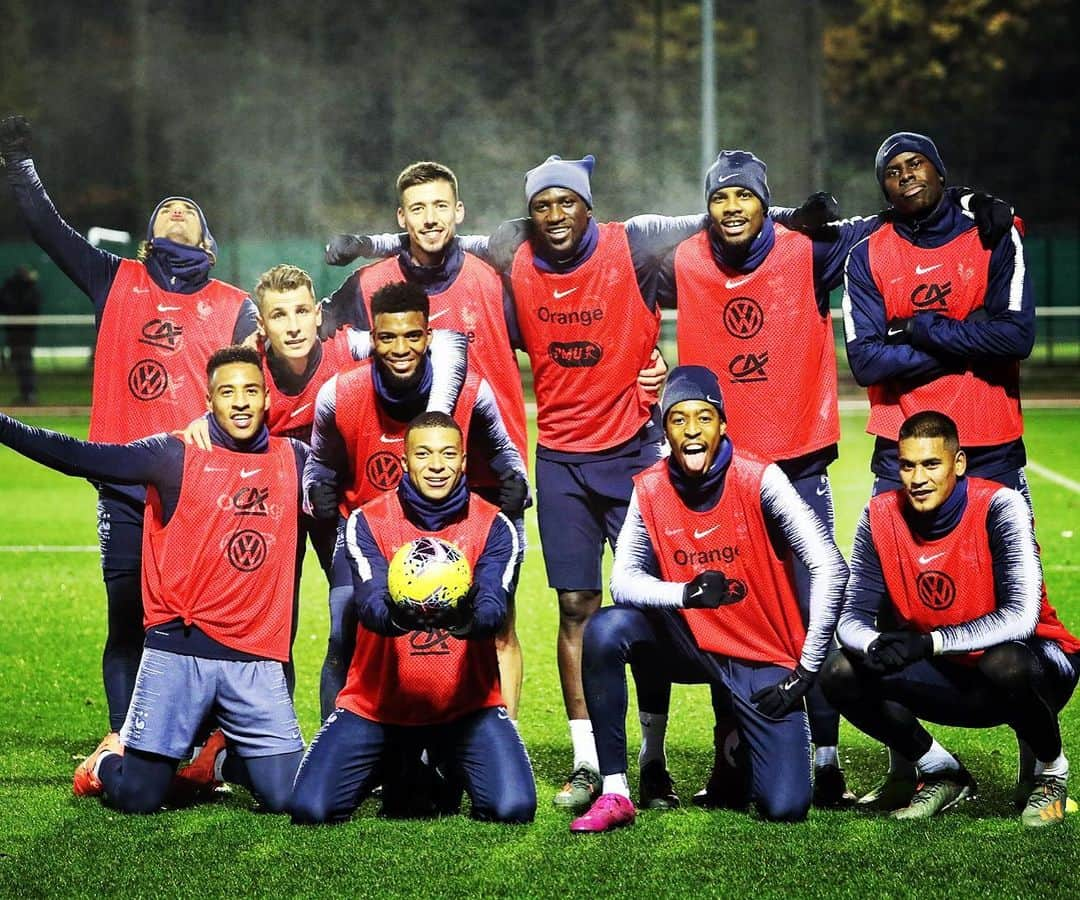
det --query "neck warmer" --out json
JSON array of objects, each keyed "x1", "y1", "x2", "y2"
[
  {"x1": 903, "y1": 475, "x2": 969, "y2": 541},
  {"x1": 265, "y1": 338, "x2": 323, "y2": 396},
  {"x1": 398, "y1": 238, "x2": 464, "y2": 294},
  {"x1": 207, "y1": 411, "x2": 270, "y2": 454},
  {"x1": 372, "y1": 352, "x2": 433, "y2": 422},
  {"x1": 145, "y1": 238, "x2": 213, "y2": 293},
  {"x1": 709, "y1": 215, "x2": 776, "y2": 273},
  {"x1": 398, "y1": 471, "x2": 470, "y2": 531},
  {"x1": 667, "y1": 436, "x2": 734, "y2": 512},
  {"x1": 532, "y1": 218, "x2": 600, "y2": 274}
]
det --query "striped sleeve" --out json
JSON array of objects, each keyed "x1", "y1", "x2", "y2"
[
  {"x1": 836, "y1": 507, "x2": 887, "y2": 654},
  {"x1": 933, "y1": 487, "x2": 1043, "y2": 655},
  {"x1": 760, "y1": 464, "x2": 849, "y2": 673},
  {"x1": 610, "y1": 489, "x2": 686, "y2": 609}
]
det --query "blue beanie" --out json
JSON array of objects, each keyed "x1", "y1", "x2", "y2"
[
  {"x1": 874, "y1": 132, "x2": 947, "y2": 188},
  {"x1": 146, "y1": 196, "x2": 217, "y2": 258},
  {"x1": 524, "y1": 155, "x2": 595, "y2": 208},
  {"x1": 704, "y1": 150, "x2": 770, "y2": 210},
  {"x1": 661, "y1": 365, "x2": 725, "y2": 422}
]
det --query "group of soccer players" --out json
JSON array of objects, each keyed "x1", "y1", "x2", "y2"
[{"x1": 1, "y1": 110, "x2": 1076, "y2": 830}]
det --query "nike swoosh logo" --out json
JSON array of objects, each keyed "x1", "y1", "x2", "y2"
[
  {"x1": 725, "y1": 277, "x2": 750, "y2": 289},
  {"x1": 918, "y1": 552, "x2": 946, "y2": 565},
  {"x1": 240, "y1": 468, "x2": 261, "y2": 478},
  {"x1": 816, "y1": 485, "x2": 829, "y2": 496},
  {"x1": 887, "y1": 327, "x2": 905, "y2": 337},
  {"x1": 915, "y1": 264, "x2": 943, "y2": 275},
  {"x1": 288, "y1": 402, "x2": 313, "y2": 419},
  {"x1": 380, "y1": 434, "x2": 403, "y2": 444},
  {"x1": 711, "y1": 174, "x2": 741, "y2": 185},
  {"x1": 157, "y1": 304, "x2": 180, "y2": 312},
  {"x1": 693, "y1": 526, "x2": 720, "y2": 539},
  {"x1": 429, "y1": 309, "x2": 449, "y2": 322},
  {"x1": 690, "y1": 586, "x2": 704, "y2": 598},
  {"x1": 553, "y1": 288, "x2": 578, "y2": 299}
]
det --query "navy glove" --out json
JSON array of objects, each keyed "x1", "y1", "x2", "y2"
[
  {"x1": 885, "y1": 317, "x2": 915, "y2": 345},
  {"x1": 682, "y1": 570, "x2": 729, "y2": 609},
  {"x1": 497, "y1": 473, "x2": 529, "y2": 518},
  {"x1": 866, "y1": 631, "x2": 932, "y2": 674},
  {"x1": 307, "y1": 481, "x2": 339, "y2": 520},
  {"x1": 487, "y1": 218, "x2": 531, "y2": 272},
  {"x1": 966, "y1": 191, "x2": 1014, "y2": 250},
  {"x1": 788, "y1": 191, "x2": 840, "y2": 234},
  {"x1": 325, "y1": 233, "x2": 374, "y2": 266},
  {"x1": 751, "y1": 665, "x2": 814, "y2": 718},
  {"x1": 0, "y1": 115, "x2": 32, "y2": 166}
]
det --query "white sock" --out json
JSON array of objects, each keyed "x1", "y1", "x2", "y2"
[
  {"x1": 637, "y1": 711, "x2": 668, "y2": 769},
  {"x1": 814, "y1": 746, "x2": 839, "y2": 769},
  {"x1": 569, "y1": 719, "x2": 599, "y2": 771},
  {"x1": 888, "y1": 747, "x2": 917, "y2": 776},
  {"x1": 212, "y1": 750, "x2": 227, "y2": 783},
  {"x1": 915, "y1": 740, "x2": 960, "y2": 776},
  {"x1": 602, "y1": 773, "x2": 631, "y2": 799},
  {"x1": 1035, "y1": 753, "x2": 1069, "y2": 779},
  {"x1": 92, "y1": 750, "x2": 118, "y2": 778}
]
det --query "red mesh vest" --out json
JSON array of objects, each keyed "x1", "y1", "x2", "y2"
[{"x1": 265, "y1": 330, "x2": 357, "y2": 443}]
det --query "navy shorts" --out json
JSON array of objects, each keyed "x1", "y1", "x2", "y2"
[{"x1": 535, "y1": 439, "x2": 663, "y2": 591}]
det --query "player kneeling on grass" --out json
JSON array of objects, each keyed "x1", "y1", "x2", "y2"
[
  {"x1": 820, "y1": 411, "x2": 1080, "y2": 827},
  {"x1": 0, "y1": 346, "x2": 307, "y2": 813},
  {"x1": 288, "y1": 412, "x2": 535, "y2": 825},
  {"x1": 570, "y1": 366, "x2": 848, "y2": 832}
]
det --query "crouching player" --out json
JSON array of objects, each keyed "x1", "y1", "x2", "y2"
[
  {"x1": 820, "y1": 411, "x2": 1080, "y2": 826},
  {"x1": 0, "y1": 346, "x2": 306, "y2": 813},
  {"x1": 289, "y1": 412, "x2": 535, "y2": 825},
  {"x1": 571, "y1": 366, "x2": 848, "y2": 831}
]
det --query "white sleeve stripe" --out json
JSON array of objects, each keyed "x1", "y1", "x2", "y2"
[
  {"x1": 494, "y1": 511, "x2": 519, "y2": 592},
  {"x1": 344, "y1": 510, "x2": 372, "y2": 582},
  {"x1": 1008, "y1": 226, "x2": 1025, "y2": 313}
]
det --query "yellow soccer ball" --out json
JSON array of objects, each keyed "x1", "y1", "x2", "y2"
[{"x1": 387, "y1": 537, "x2": 472, "y2": 611}]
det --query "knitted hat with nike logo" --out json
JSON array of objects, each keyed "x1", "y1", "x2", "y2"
[
  {"x1": 661, "y1": 365, "x2": 726, "y2": 422},
  {"x1": 704, "y1": 150, "x2": 770, "y2": 211}
]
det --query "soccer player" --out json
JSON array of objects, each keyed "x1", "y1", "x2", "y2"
[
  {"x1": 842, "y1": 131, "x2": 1035, "y2": 804},
  {"x1": 304, "y1": 280, "x2": 527, "y2": 718},
  {"x1": 820, "y1": 411, "x2": 1079, "y2": 826},
  {"x1": 322, "y1": 161, "x2": 529, "y2": 717},
  {"x1": 0, "y1": 114, "x2": 257, "y2": 750},
  {"x1": 0, "y1": 346, "x2": 307, "y2": 814},
  {"x1": 288, "y1": 411, "x2": 535, "y2": 825},
  {"x1": 569, "y1": 366, "x2": 848, "y2": 832}
]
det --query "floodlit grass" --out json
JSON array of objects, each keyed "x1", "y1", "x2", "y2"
[{"x1": 0, "y1": 409, "x2": 1078, "y2": 897}]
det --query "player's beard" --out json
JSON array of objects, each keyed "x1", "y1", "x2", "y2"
[{"x1": 376, "y1": 355, "x2": 426, "y2": 396}]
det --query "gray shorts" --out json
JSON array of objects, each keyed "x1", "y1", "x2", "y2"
[{"x1": 119, "y1": 648, "x2": 304, "y2": 760}]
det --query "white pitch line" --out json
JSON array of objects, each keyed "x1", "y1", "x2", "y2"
[
  {"x1": 1027, "y1": 461, "x2": 1080, "y2": 495},
  {"x1": 0, "y1": 545, "x2": 98, "y2": 552}
]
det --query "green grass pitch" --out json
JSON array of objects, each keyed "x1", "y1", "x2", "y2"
[{"x1": 0, "y1": 409, "x2": 1077, "y2": 898}]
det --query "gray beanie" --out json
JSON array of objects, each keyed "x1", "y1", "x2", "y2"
[
  {"x1": 704, "y1": 150, "x2": 770, "y2": 210},
  {"x1": 661, "y1": 365, "x2": 725, "y2": 422},
  {"x1": 524, "y1": 155, "x2": 595, "y2": 208},
  {"x1": 874, "y1": 132, "x2": 947, "y2": 190}
]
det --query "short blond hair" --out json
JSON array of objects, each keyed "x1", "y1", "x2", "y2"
[{"x1": 254, "y1": 264, "x2": 315, "y2": 308}]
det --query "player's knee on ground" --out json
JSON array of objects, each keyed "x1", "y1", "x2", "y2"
[
  {"x1": 755, "y1": 792, "x2": 810, "y2": 823},
  {"x1": 977, "y1": 641, "x2": 1038, "y2": 696},
  {"x1": 100, "y1": 751, "x2": 174, "y2": 815},
  {"x1": 557, "y1": 589, "x2": 602, "y2": 628},
  {"x1": 471, "y1": 785, "x2": 537, "y2": 824},
  {"x1": 288, "y1": 788, "x2": 343, "y2": 825},
  {"x1": 818, "y1": 649, "x2": 861, "y2": 707}
]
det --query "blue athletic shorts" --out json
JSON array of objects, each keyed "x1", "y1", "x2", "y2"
[{"x1": 120, "y1": 648, "x2": 304, "y2": 759}]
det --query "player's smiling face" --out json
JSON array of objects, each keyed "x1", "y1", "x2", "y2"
[
  {"x1": 372, "y1": 310, "x2": 431, "y2": 390},
  {"x1": 152, "y1": 199, "x2": 203, "y2": 247},
  {"x1": 257, "y1": 285, "x2": 322, "y2": 373},
  {"x1": 404, "y1": 425, "x2": 465, "y2": 500},
  {"x1": 666, "y1": 400, "x2": 725, "y2": 477},
  {"x1": 882, "y1": 152, "x2": 944, "y2": 218},
  {"x1": 898, "y1": 435, "x2": 966, "y2": 513},
  {"x1": 398, "y1": 180, "x2": 464, "y2": 266},
  {"x1": 207, "y1": 362, "x2": 268, "y2": 442},
  {"x1": 529, "y1": 188, "x2": 591, "y2": 257},
  {"x1": 708, "y1": 187, "x2": 765, "y2": 251}
]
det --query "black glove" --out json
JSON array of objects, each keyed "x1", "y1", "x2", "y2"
[
  {"x1": 307, "y1": 481, "x2": 339, "y2": 520},
  {"x1": 325, "y1": 233, "x2": 374, "y2": 266},
  {"x1": 383, "y1": 592, "x2": 428, "y2": 634},
  {"x1": 497, "y1": 474, "x2": 529, "y2": 518},
  {"x1": 865, "y1": 631, "x2": 932, "y2": 674},
  {"x1": 750, "y1": 665, "x2": 814, "y2": 718},
  {"x1": 682, "y1": 570, "x2": 729, "y2": 609},
  {"x1": 444, "y1": 585, "x2": 480, "y2": 638},
  {"x1": 486, "y1": 218, "x2": 531, "y2": 272},
  {"x1": 788, "y1": 191, "x2": 840, "y2": 233},
  {"x1": 885, "y1": 317, "x2": 914, "y2": 345},
  {"x1": 966, "y1": 191, "x2": 1014, "y2": 250},
  {"x1": 0, "y1": 115, "x2": 32, "y2": 166}
]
